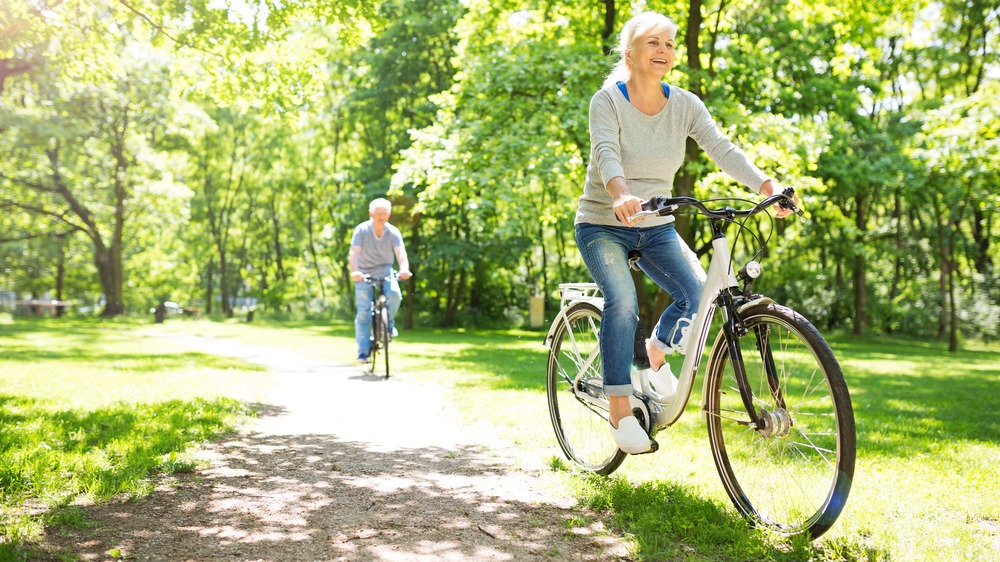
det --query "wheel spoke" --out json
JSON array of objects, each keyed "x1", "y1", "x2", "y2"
[
  {"x1": 546, "y1": 304, "x2": 623, "y2": 475},
  {"x1": 706, "y1": 306, "x2": 854, "y2": 538}
]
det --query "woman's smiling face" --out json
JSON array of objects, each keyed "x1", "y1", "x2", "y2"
[{"x1": 629, "y1": 33, "x2": 676, "y2": 78}]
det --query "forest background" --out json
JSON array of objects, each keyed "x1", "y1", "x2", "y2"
[{"x1": 1, "y1": 0, "x2": 997, "y2": 349}]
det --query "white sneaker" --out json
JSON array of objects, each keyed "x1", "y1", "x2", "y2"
[
  {"x1": 608, "y1": 416, "x2": 654, "y2": 454},
  {"x1": 649, "y1": 362, "x2": 678, "y2": 398}
]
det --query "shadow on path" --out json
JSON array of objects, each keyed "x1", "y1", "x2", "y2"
[
  {"x1": 45, "y1": 432, "x2": 623, "y2": 561},
  {"x1": 37, "y1": 333, "x2": 628, "y2": 561}
]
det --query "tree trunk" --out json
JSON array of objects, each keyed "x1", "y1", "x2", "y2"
[
  {"x1": 443, "y1": 269, "x2": 457, "y2": 327},
  {"x1": 600, "y1": 0, "x2": 616, "y2": 55},
  {"x1": 96, "y1": 243, "x2": 125, "y2": 317},
  {"x1": 97, "y1": 96, "x2": 131, "y2": 318},
  {"x1": 55, "y1": 236, "x2": 66, "y2": 318},
  {"x1": 943, "y1": 213, "x2": 962, "y2": 351},
  {"x1": 205, "y1": 258, "x2": 215, "y2": 315},
  {"x1": 404, "y1": 214, "x2": 420, "y2": 330},
  {"x1": 931, "y1": 201, "x2": 948, "y2": 339},
  {"x1": 673, "y1": 0, "x2": 706, "y2": 244},
  {"x1": 305, "y1": 182, "x2": 327, "y2": 302},
  {"x1": 0, "y1": 58, "x2": 33, "y2": 97},
  {"x1": 852, "y1": 194, "x2": 867, "y2": 335},
  {"x1": 219, "y1": 245, "x2": 232, "y2": 318},
  {"x1": 852, "y1": 253, "x2": 866, "y2": 336},
  {"x1": 947, "y1": 243, "x2": 959, "y2": 352},
  {"x1": 269, "y1": 187, "x2": 286, "y2": 282},
  {"x1": 685, "y1": 0, "x2": 705, "y2": 99},
  {"x1": 832, "y1": 260, "x2": 844, "y2": 331},
  {"x1": 971, "y1": 206, "x2": 992, "y2": 275},
  {"x1": 44, "y1": 139, "x2": 127, "y2": 318},
  {"x1": 887, "y1": 193, "x2": 904, "y2": 334},
  {"x1": 539, "y1": 223, "x2": 548, "y2": 296}
]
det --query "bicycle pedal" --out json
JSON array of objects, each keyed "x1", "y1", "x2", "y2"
[{"x1": 633, "y1": 438, "x2": 659, "y2": 455}]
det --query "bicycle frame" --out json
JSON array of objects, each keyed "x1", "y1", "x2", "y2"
[
  {"x1": 361, "y1": 272, "x2": 397, "y2": 378},
  {"x1": 550, "y1": 225, "x2": 772, "y2": 429}
]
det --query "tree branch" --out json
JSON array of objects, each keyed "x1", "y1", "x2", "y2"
[
  {"x1": 0, "y1": 171, "x2": 60, "y2": 194},
  {"x1": 1, "y1": 200, "x2": 88, "y2": 234},
  {"x1": 0, "y1": 227, "x2": 81, "y2": 244},
  {"x1": 0, "y1": 59, "x2": 35, "y2": 96},
  {"x1": 116, "y1": 0, "x2": 222, "y2": 59}
]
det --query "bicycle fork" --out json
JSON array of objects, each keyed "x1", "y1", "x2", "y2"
[{"x1": 719, "y1": 293, "x2": 791, "y2": 436}]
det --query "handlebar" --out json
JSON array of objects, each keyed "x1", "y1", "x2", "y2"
[
  {"x1": 627, "y1": 187, "x2": 804, "y2": 223},
  {"x1": 360, "y1": 271, "x2": 399, "y2": 284}
]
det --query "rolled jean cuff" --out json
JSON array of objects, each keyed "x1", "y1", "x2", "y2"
[
  {"x1": 649, "y1": 336, "x2": 674, "y2": 354},
  {"x1": 604, "y1": 383, "x2": 634, "y2": 397}
]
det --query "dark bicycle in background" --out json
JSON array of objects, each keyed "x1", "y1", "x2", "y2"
[{"x1": 360, "y1": 271, "x2": 397, "y2": 379}]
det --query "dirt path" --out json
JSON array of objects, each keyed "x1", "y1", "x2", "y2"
[{"x1": 39, "y1": 334, "x2": 631, "y2": 561}]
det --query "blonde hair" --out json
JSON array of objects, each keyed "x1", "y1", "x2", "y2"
[{"x1": 603, "y1": 12, "x2": 679, "y2": 89}]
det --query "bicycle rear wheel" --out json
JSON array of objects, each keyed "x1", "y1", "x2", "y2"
[
  {"x1": 705, "y1": 303, "x2": 855, "y2": 539},
  {"x1": 546, "y1": 302, "x2": 625, "y2": 475},
  {"x1": 380, "y1": 306, "x2": 390, "y2": 379}
]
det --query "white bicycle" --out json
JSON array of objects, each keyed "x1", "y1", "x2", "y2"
[{"x1": 544, "y1": 190, "x2": 855, "y2": 539}]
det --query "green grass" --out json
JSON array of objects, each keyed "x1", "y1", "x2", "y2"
[
  {"x1": 155, "y1": 318, "x2": 1000, "y2": 561},
  {"x1": 0, "y1": 317, "x2": 273, "y2": 556},
  {"x1": 3, "y1": 315, "x2": 999, "y2": 560},
  {"x1": 542, "y1": 334, "x2": 1000, "y2": 561}
]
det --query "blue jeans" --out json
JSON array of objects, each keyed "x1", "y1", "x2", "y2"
[
  {"x1": 576, "y1": 223, "x2": 705, "y2": 397},
  {"x1": 354, "y1": 279, "x2": 402, "y2": 358}
]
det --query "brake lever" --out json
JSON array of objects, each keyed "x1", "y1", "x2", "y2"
[
  {"x1": 626, "y1": 209, "x2": 659, "y2": 222},
  {"x1": 626, "y1": 196, "x2": 672, "y2": 223},
  {"x1": 776, "y1": 187, "x2": 805, "y2": 218}
]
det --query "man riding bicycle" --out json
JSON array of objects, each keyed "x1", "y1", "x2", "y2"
[{"x1": 349, "y1": 198, "x2": 412, "y2": 364}]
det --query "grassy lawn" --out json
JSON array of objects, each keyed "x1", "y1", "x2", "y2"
[
  {"x1": 2, "y1": 312, "x2": 999, "y2": 561},
  {"x1": 0, "y1": 315, "x2": 274, "y2": 558}
]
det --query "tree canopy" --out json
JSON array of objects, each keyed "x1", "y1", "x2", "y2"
[{"x1": 2, "y1": 0, "x2": 997, "y2": 348}]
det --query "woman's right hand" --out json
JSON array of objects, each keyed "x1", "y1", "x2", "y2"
[{"x1": 613, "y1": 193, "x2": 645, "y2": 226}]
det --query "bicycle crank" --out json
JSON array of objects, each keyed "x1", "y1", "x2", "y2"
[{"x1": 628, "y1": 395, "x2": 661, "y2": 454}]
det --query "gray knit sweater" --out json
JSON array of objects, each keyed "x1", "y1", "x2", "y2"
[{"x1": 575, "y1": 83, "x2": 769, "y2": 227}]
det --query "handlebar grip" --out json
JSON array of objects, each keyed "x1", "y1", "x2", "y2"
[{"x1": 777, "y1": 187, "x2": 805, "y2": 217}]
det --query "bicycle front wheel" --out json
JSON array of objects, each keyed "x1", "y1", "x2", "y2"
[
  {"x1": 705, "y1": 303, "x2": 855, "y2": 539},
  {"x1": 367, "y1": 313, "x2": 380, "y2": 375},
  {"x1": 380, "y1": 306, "x2": 390, "y2": 378},
  {"x1": 546, "y1": 302, "x2": 625, "y2": 475}
]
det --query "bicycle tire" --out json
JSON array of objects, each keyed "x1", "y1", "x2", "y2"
[
  {"x1": 704, "y1": 302, "x2": 855, "y2": 539},
  {"x1": 380, "y1": 305, "x2": 390, "y2": 379},
  {"x1": 367, "y1": 309, "x2": 380, "y2": 375},
  {"x1": 546, "y1": 302, "x2": 626, "y2": 475}
]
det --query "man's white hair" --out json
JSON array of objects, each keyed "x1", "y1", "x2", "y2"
[{"x1": 369, "y1": 198, "x2": 392, "y2": 213}]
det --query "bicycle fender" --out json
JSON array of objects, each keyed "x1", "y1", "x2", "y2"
[{"x1": 543, "y1": 299, "x2": 604, "y2": 347}]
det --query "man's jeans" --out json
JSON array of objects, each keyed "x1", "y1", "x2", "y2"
[
  {"x1": 576, "y1": 223, "x2": 705, "y2": 397},
  {"x1": 355, "y1": 279, "x2": 402, "y2": 358}
]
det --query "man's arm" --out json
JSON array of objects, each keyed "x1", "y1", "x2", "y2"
[
  {"x1": 348, "y1": 245, "x2": 363, "y2": 281},
  {"x1": 394, "y1": 245, "x2": 412, "y2": 280}
]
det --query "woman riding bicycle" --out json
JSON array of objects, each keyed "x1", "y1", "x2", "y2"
[{"x1": 576, "y1": 11, "x2": 797, "y2": 454}]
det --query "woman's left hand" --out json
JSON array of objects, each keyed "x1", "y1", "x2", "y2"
[{"x1": 760, "y1": 180, "x2": 800, "y2": 219}]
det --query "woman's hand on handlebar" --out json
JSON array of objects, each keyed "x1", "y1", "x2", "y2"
[
  {"x1": 351, "y1": 271, "x2": 364, "y2": 282},
  {"x1": 760, "y1": 180, "x2": 800, "y2": 219},
  {"x1": 613, "y1": 193, "x2": 646, "y2": 226}
]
